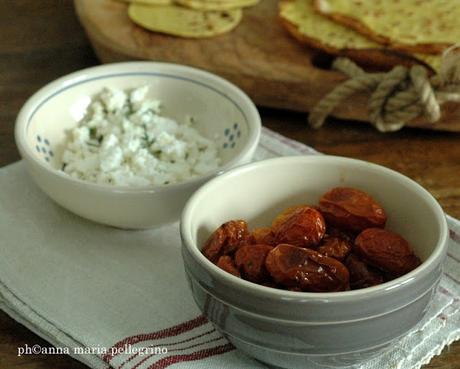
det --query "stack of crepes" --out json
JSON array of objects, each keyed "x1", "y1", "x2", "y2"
[
  {"x1": 279, "y1": 0, "x2": 460, "y2": 72},
  {"x1": 120, "y1": 0, "x2": 259, "y2": 38}
]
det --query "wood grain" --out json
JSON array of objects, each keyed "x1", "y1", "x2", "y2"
[
  {"x1": 0, "y1": 1, "x2": 459, "y2": 368},
  {"x1": 74, "y1": 0, "x2": 460, "y2": 132}
]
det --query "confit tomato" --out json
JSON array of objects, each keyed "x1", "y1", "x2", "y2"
[
  {"x1": 273, "y1": 206, "x2": 326, "y2": 248},
  {"x1": 319, "y1": 187, "x2": 387, "y2": 233},
  {"x1": 202, "y1": 220, "x2": 250, "y2": 262},
  {"x1": 354, "y1": 228, "x2": 421, "y2": 276},
  {"x1": 265, "y1": 244, "x2": 349, "y2": 292}
]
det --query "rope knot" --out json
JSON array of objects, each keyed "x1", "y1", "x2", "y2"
[{"x1": 309, "y1": 46, "x2": 460, "y2": 132}]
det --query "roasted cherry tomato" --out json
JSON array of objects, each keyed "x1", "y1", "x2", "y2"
[
  {"x1": 235, "y1": 244, "x2": 274, "y2": 283},
  {"x1": 327, "y1": 226, "x2": 355, "y2": 243},
  {"x1": 273, "y1": 206, "x2": 326, "y2": 248},
  {"x1": 354, "y1": 228, "x2": 421, "y2": 276},
  {"x1": 319, "y1": 187, "x2": 387, "y2": 233},
  {"x1": 317, "y1": 235, "x2": 352, "y2": 261},
  {"x1": 202, "y1": 220, "x2": 250, "y2": 262},
  {"x1": 216, "y1": 256, "x2": 240, "y2": 277},
  {"x1": 345, "y1": 253, "x2": 384, "y2": 289},
  {"x1": 201, "y1": 186, "x2": 422, "y2": 292},
  {"x1": 249, "y1": 227, "x2": 276, "y2": 246},
  {"x1": 265, "y1": 244, "x2": 349, "y2": 292},
  {"x1": 272, "y1": 204, "x2": 310, "y2": 230}
]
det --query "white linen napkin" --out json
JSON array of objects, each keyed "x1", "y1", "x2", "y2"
[{"x1": 0, "y1": 127, "x2": 459, "y2": 369}]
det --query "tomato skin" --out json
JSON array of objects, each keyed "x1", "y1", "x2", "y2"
[
  {"x1": 273, "y1": 206, "x2": 326, "y2": 249},
  {"x1": 319, "y1": 187, "x2": 387, "y2": 233},
  {"x1": 265, "y1": 244, "x2": 349, "y2": 292},
  {"x1": 249, "y1": 227, "x2": 276, "y2": 246},
  {"x1": 235, "y1": 244, "x2": 274, "y2": 283},
  {"x1": 216, "y1": 256, "x2": 240, "y2": 277},
  {"x1": 317, "y1": 235, "x2": 352, "y2": 261},
  {"x1": 345, "y1": 253, "x2": 384, "y2": 289},
  {"x1": 272, "y1": 204, "x2": 310, "y2": 230},
  {"x1": 202, "y1": 220, "x2": 250, "y2": 262},
  {"x1": 354, "y1": 228, "x2": 421, "y2": 276}
]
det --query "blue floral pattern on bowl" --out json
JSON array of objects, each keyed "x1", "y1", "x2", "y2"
[
  {"x1": 223, "y1": 122, "x2": 241, "y2": 149},
  {"x1": 35, "y1": 135, "x2": 54, "y2": 162}
]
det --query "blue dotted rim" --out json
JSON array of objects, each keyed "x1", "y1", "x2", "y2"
[
  {"x1": 18, "y1": 63, "x2": 261, "y2": 192},
  {"x1": 27, "y1": 72, "x2": 250, "y2": 133}
]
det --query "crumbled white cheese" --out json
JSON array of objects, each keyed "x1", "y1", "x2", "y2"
[{"x1": 61, "y1": 87, "x2": 221, "y2": 186}]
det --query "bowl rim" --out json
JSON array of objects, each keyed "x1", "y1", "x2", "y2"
[
  {"x1": 180, "y1": 155, "x2": 449, "y2": 302},
  {"x1": 15, "y1": 61, "x2": 261, "y2": 193}
]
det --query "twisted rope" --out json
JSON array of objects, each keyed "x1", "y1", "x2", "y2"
[{"x1": 309, "y1": 46, "x2": 460, "y2": 132}]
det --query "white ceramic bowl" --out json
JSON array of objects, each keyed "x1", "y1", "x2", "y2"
[
  {"x1": 181, "y1": 155, "x2": 448, "y2": 368},
  {"x1": 15, "y1": 62, "x2": 261, "y2": 228}
]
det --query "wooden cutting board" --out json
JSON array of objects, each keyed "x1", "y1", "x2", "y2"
[{"x1": 74, "y1": 0, "x2": 460, "y2": 132}]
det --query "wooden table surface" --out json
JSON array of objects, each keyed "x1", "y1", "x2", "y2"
[{"x1": 0, "y1": 1, "x2": 459, "y2": 368}]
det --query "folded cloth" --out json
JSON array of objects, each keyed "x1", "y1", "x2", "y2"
[{"x1": 0, "y1": 127, "x2": 459, "y2": 369}]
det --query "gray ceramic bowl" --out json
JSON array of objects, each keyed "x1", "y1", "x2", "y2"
[{"x1": 180, "y1": 155, "x2": 448, "y2": 368}]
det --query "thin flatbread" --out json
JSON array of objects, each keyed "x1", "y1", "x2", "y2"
[
  {"x1": 175, "y1": 0, "x2": 259, "y2": 11},
  {"x1": 128, "y1": 3, "x2": 242, "y2": 38},
  {"x1": 315, "y1": 0, "x2": 457, "y2": 54},
  {"x1": 279, "y1": 0, "x2": 441, "y2": 71}
]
